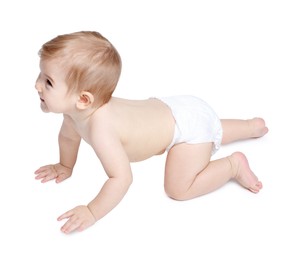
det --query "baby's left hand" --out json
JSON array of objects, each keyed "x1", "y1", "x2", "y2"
[{"x1": 57, "y1": 205, "x2": 96, "y2": 234}]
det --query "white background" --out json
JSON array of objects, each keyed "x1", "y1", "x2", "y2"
[{"x1": 0, "y1": 0, "x2": 299, "y2": 259}]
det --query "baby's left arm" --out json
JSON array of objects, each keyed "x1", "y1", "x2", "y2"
[{"x1": 58, "y1": 133, "x2": 133, "y2": 234}]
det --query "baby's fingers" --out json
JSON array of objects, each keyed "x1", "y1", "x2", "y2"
[
  {"x1": 34, "y1": 165, "x2": 53, "y2": 174},
  {"x1": 57, "y1": 211, "x2": 80, "y2": 234},
  {"x1": 57, "y1": 209, "x2": 74, "y2": 221},
  {"x1": 57, "y1": 206, "x2": 95, "y2": 234},
  {"x1": 34, "y1": 166, "x2": 57, "y2": 183}
]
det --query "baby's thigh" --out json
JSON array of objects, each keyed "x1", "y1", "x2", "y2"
[{"x1": 164, "y1": 142, "x2": 213, "y2": 187}]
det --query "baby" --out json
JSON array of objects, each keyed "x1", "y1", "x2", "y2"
[{"x1": 34, "y1": 31, "x2": 268, "y2": 234}]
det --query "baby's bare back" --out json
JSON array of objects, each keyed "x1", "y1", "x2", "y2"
[{"x1": 110, "y1": 97, "x2": 175, "y2": 162}]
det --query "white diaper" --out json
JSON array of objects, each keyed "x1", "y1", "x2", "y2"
[{"x1": 157, "y1": 95, "x2": 223, "y2": 155}]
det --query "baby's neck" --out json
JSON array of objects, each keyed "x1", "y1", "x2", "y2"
[{"x1": 66, "y1": 106, "x2": 99, "y2": 124}]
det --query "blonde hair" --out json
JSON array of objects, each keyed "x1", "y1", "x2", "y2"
[{"x1": 39, "y1": 31, "x2": 122, "y2": 106}]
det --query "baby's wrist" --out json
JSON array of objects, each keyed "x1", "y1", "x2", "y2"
[
  {"x1": 87, "y1": 204, "x2": 97, "y2": 221},
  {"x1": 59, "y1": 162, "x2": 73, "y2": 171}
]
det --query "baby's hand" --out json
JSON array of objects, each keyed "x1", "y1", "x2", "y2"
[
  {"x1": 34, "y1": 163, "x2": 72, "y2": 183},
  {"x1": 57, "y1": 205, "x2": 96, "y2": 234}
]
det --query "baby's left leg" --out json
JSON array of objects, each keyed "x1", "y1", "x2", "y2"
[{"x1": 164, "y1": 143, "x2": 262, "y2": 201}]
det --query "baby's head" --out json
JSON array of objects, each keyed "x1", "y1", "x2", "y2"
[{"x1": 39, "y1": 31, "x2": 122, "y2": 107}]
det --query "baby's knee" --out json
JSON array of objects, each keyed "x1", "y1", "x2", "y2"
[{"x1": 164, "y1": 184, "x2": 189, "y2": 201}]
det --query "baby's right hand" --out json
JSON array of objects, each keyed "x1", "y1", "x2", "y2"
[{"x1": 34, "y1": 163, "x2": 73, "y2": 183}]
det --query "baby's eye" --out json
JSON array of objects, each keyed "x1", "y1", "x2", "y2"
[{"x1": 46, "y1": 79, "x2": 53, "y2": 87}]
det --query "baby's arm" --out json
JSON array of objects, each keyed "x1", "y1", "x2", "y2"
[
  {"x1": 58, "y1": 133, "x2": 132, "y2": 233},
  {"x1": 88, "y1": 138, "x2": 133, "y2": 220},
  {"x1": 35, "y1": 115, "x2": 81, "y2": 183}
]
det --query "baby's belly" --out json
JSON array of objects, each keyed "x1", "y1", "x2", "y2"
[
  {"x1": 124, "y1": 123, "x2": 174, "y2": 162},
  {"x1": 124, "y1": 138, "x2": 171, "y2": 162}
]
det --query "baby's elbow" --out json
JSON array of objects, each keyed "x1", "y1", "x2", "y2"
[
  {"x1": 118, "y1": 174, "x2": 133, "y2": 189},
  {"x1": 120, "y1": 176, "x2": 133, "y2": 194},
  {"x1": 125, "y1": 174, "x2": 133, "y2": 187},
  {"x1": 110, "y1": 172, "x2": 133, "y2": 190}
]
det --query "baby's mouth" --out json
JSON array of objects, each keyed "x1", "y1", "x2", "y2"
[{"x1": 40, "y1": 97, "x2": 45, "y2": 102}]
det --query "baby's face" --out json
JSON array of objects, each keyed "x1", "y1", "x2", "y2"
[{"x1": 35, "y1": 59, "x2": 76, "y2": 114}]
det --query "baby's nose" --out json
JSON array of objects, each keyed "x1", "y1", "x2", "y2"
[{"x1": 35, "y1": 82, "x2": 42, "y2": 92}]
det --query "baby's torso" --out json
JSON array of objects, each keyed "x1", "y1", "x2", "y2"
[
  {"x1": 110, "y1": 97, "x2": 175, "y2": 161},
  {"x1": 82, "y1": 97, "x2": 175, "y2": 162}
]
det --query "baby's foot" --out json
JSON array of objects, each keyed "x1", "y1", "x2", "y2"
[
  {"x1": 248, "y1": 117, "x2": 269, "y2": 138},
  {"x1": 229, "y1": 152, "x2": 262, "y2": 193}
]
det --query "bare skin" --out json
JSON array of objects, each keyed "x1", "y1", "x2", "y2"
[{"x1": 34, "y1": 59, "x2": 268, "y2": 233}]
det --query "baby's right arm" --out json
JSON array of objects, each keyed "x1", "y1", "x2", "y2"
[{"x1": 34, "y1": 115, "x2": 81, "y2": 183}]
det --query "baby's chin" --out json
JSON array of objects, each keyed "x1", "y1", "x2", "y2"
[{"x1": 40, "y1": 103, "x2": 50, "y2": 113}]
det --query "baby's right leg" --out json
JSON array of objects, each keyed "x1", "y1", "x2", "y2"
[
  {"x1": 164, "y1": 143, "x2": 262, "y2": 201},
  {"x1": 221, "y1": 117, "x2": 268, "y2": 145}
]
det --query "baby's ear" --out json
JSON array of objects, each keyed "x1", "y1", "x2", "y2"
[{"x1": 76, "y1": 91, "x2": 94, "y2": 110}]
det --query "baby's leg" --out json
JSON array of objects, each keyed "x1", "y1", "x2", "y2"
[
  {"x1": 221, "y1": 117, "x2": 268, "y2": 145},
  {"x1": 164, "y1": 143, "x2": 262, "y2": 201}
]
